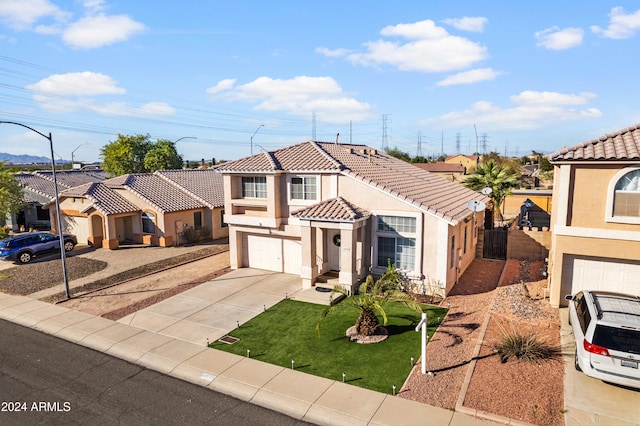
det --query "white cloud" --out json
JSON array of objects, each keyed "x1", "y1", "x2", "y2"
[
  {"x1": 315, "y1": 46, "x2": 352, "y2": 58},
  {"x1": 435, "y1": 68, "x2": 503, "y2": 86},
  {"x1": 442, "y1": 16, "x2": 488, "y2": 32},
  {"x1": 324, "y1": 19, "x2": 487, "y2": 73},
  {"x1": 209, "y1": 75, "x2": 374, "y2": 122},
  {"x1": 535, "y1": 26, "x2": 584, "y2": 50},
  {"x1": 24, "y1": 71, "x2": 173, "y2": 117},
  {"x1": 510, "y1": 90, "x2": 596, "y2": 106},
  {"x1": 591, "y1": 7, "x2": 640, "y2": 39},
  {"x1": 82, "y1": 0, "x2": 107, "y2": 14},
  {"x1": 206, "y1": 79, "x2": 237, "y2": 94},
  {"x1": 420, "y1": 90, "x2": 601, "y2": 130},
  {"x1": 0, "y1": 0, "x2": 70, "y2": 31},
  {"x1": 26, "y1": 72, "x2": 126, "y2": 96},
  {"x1": 62, "y1": 13, "x2": 146, "y2": 48}
]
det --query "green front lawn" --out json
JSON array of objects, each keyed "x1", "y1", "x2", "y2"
[{"x1": 210, "y1": 299, "x2": 447, "y2": 394}]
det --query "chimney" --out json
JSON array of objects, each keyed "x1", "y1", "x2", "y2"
[{"x1": 335, "y1": 132, "x2": 340, "y2": 145}]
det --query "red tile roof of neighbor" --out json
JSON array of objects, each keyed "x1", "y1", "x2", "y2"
[
  {"x1": 551, "y1": 123, "x2": 640, "y2": 162},
  {"x1": 59, "y1": 182, "x2": 140, "y2": 215},
  {"x1": 156, "y1": 169, "x2": 224, "y2": 208},
  {"x1": 218, "y1": 141, "x2": 490, "y2": 224}
]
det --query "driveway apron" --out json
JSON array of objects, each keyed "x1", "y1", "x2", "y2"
[{"x1": 118, "y1": 268, "x2": 302, "y2": 345}]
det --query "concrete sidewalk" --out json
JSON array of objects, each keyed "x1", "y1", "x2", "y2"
[{"x1": 0, "y1": 272, "x2": 499, "y2": 425}]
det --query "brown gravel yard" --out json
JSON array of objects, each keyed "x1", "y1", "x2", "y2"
[{"x1": 400, "y1": 258, "x2": 563, "y2": 426}]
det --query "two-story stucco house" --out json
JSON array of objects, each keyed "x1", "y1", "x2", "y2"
[
  {"x1": 217, "y1": 141, "x2": 490, "y2": 295},
  {"x1": 548, "y1": 124, "x2": 640, "y2": 307}
]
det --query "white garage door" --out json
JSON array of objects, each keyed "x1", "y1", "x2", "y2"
[
  {"x1": 242, "y1": 234, "x2": 301, "y2": 275},
  {"x1": 563, "y1": 256, "x2": 640, "y2": 299}
]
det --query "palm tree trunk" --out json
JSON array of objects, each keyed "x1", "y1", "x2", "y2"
[{"x1": 355, "y1": 309, "x2": 380, "y2": 336}]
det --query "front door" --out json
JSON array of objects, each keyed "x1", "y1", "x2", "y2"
[{"x1": 328, "y1": 230, "x2": 341, "y2": 271}]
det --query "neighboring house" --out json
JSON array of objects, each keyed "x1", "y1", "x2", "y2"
[
  {"x1": 8, "y1": 169, "x2": 107, "y2": 232},
  {"x1": 503, "y1": 189, "x2": 553, "y2": 221},
  {"x1": 46, "y1": 169, "x2": 227, "y2": 249},
  {"x1": 547, "y1": 124, "x2": 640, "y2": 307},
  {"x1": 445, "y1": 154, "x2": 478, "y2": 172},
  {"x1": 217, "y1": 141, "x2": 490, "y2": 295},
  {"x1": 413, "y1": 163, "x2": 466, "y2": 182}
]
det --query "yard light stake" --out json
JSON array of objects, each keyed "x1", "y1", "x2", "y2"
[
  {"x1": 247, "y1": 349, "x2": 250, "y2": 358},
  {"x1": 291, "y1": 359, "x2": 295, "y2": 370},
  {"x1": 411, "y1": 356, "x2": 414, "y2": 366},
  {"x1": 392, "y1": 384, "x2": 396, "y2": 396},
  {"x1": 263, "y1": 304, "x2": 266, "y2": 312},
  {"x1": 206, "y1": 338, "x2": 209, "y2": 347},
  {"x1": 342, "y1": 372, "x2": 346, "y2": 383},
  {"x1": 236, "y1": 320, "x2": 240, "y2": 329}
]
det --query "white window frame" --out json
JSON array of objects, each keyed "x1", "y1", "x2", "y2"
[
  {"x1": 287, "y1": 174, "x2": 319, "y2": 204},
  {"x1": 605, "y1": 167, "x2": 640, "y2": 225},
  {"x1": 373, "y1": 212, "x2": 420, "y2": 273},
  {"x1": 241, "y1": 176, "x2": 267, "y2": 199}
]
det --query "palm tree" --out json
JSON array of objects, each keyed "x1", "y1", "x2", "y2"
[
  {"x1": 463, "y1": 159, "x2": 520, "y2": 222},
  {"x1": 317, "y1": 264, "x2": 423, "y2": 337}
]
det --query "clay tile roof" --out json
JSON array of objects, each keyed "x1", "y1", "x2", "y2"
[
  {"x1": 155, "y1": 169, "x2": 224, "y2": 208},
  {"x1": 216, "y1": 141, "x2": 342, "y2": 173},
  {"x1": 219, "y1": 141, "x2": 489, "y2": 224},
  {"x1": 292, "y1": 197, "x2": 370, "y2": 222},
  {"x1": 15, "y1": 169, "x2": 108, "y2": 200},
  {"x1": 59, "y1": 182, "x2": 140, "y2": 215},
  {"x1": 551, "y1": 123, "x2": 640, "y2": 162},
  {"x1": 318, "y1": 142, "x2": 489, "y2": 224},
  {"x1": 414, "y1": 163, "x2": 466, "y2": 173},
  {"x1": 104, "y1": 173, "x2": 205, "y2": 213}
]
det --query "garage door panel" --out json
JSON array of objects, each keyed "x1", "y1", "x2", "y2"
[
  {"x1": 566, "y1": 255, "x2": 640, "y2": 297},
  {"x1": 242, "y1": 234, "x2": 301, "y2": 275}
]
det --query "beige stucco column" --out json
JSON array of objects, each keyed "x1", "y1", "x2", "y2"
[
  {"x1": 300, "y1": 221, "x2": 317, "y2": 288},
  {"x1": 339, "y1": 223, "x2": 358, "y2": 293}
]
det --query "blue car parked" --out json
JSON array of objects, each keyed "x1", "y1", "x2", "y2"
[{"x1": 0, "y1": 232, "x2": 77, "y2": 264}]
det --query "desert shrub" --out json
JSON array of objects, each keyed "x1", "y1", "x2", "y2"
[
  {"x1": 494, "y1": 323, "x2": 559, "y2": 363},
  {"x1": 182, "y1": 226, "x2": 212, "y2": 244}
]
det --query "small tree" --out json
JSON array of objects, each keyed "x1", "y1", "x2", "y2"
[
  {"x1": 318, "y1": 262, "x2": 422, "y2": 337},
  {"x1": 0, "y1": 162, "x2": 25, "y2": 220},
  {"x1": 100, "y1": 134, "x2": 153, "y2": 176},
  {"x1": 144, "y1": 139, "x2": 183, "y2": 171}
]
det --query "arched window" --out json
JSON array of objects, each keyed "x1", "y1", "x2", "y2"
[
  {"x1": 142, "y1": 212, "x2": 155, "y2": 234},
  {"x1": 608, "y1": 169, "x2": 640, "y2": 223}
]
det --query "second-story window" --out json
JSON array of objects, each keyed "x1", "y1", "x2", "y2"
[
  {"x1": 291, "y1": 176, "x2": 317, "y2": 200},
  {"x1": 242, "y1": 176, "x2": 267, "y2": 198}
]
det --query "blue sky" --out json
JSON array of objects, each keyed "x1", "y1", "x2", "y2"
[{"x1": 1, "y1": 1, "x2": 640, "y2": 163}]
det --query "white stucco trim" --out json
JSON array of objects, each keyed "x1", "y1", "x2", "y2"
[
  {"x1": 554, "y1": 225, "x2": 640, "y2": 242},
  {"x1": 555, "y1": 164, "x2": 572, "y2": 228}
]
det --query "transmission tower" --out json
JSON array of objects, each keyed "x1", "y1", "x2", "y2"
[
  {"x1": 416, "y1": 132, "x2": 424, "y2": 157},
  {"x1": 455, "y1": 132, "x2": 461, "y2": 155},
  {"x1": 311, "y1": 112, "x2": 316, "y2": 140},
  {"x1": 481, "y1": 133, "x2": 488, "y2": 154},
  {"x1": 381, "y1": 114, "x2": 390, "y2": 150}
]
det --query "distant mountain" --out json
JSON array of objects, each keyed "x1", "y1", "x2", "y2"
[{"x1": 0, "y1": 152, "x2": 68, "y2": 164}]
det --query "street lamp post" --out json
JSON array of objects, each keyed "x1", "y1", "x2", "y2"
[
  {"x1": 250, "y1": 125, "x2": 264, "y2": 155},
  {"x1": 0, "y1": 121, "x2": 70, "y2": 299},
  {"x1": 173, "y1": 136, "x2": 197, "y2": 144},
  {"x1": 71, "y1": 142, "x2": 90, "y2": 168}
]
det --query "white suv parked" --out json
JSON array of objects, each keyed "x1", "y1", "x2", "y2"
[{"x1": 565, "y1": 291, "x2": 640, "y2": 389}]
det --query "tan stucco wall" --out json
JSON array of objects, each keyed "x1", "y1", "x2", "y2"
[
  {"x1": 504, "y1": 192, "x2": 553, "y2": 219},
  {"x1": 568, "y1": 165, "x2": 637, "y2": 231}
]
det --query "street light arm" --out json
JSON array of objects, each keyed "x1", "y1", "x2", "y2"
[
  {"x1": 173, "y1": 136, "x2": 197, "y2": 143},
  {"x1": 0, "y1": 121, "x2": 50, "y2": 141}
]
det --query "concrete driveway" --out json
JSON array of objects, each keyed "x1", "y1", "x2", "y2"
[
  {"x1": 560, "y1": 308, "x2": 640, "y2": 425},
  {"x1": 118, "y1": 268, "x2": 303, "y2": 346}
]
